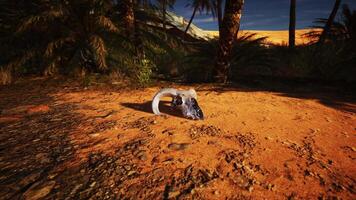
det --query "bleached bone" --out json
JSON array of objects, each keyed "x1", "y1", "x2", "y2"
[{"x1": 151, "y1": 88, "x2": 203, "y2": 120}]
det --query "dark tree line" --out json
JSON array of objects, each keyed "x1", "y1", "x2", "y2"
[{"x1": 0, "y1": 0, "x2": 354, "y2": 85}]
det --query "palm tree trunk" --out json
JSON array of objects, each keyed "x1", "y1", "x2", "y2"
[
  {"x1": 217, "y1": 0, "x2": 223, "y2": 33},
  {"x1": 162, "y1": 0, "x2": 167, "y2": 30},
  {"x1": 289, "y1": 0, "x2": 296, "y2": 49},
  {"x1": 184, "y1": 5, "x2": 198, "y2": 35},
  {"x1": 121, "y1": 0, "x2": 135, "y2": 38},
  {"x1": 120, "y1": 0, "x2": 144, "y2": 59},
  {"x1": 213, "y1": 0, "x2": 244, "y2": 83},
  {"x1": 319, "y1": 0, "x2": 342, "y2": 44}
]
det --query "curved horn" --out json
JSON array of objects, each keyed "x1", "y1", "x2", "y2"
[
  {"x1": 188, "y1": 88, "x2": 197, "y2": 99},
  {"x1": 152, "y1": 88, "x2": 177, "y2": 115}
]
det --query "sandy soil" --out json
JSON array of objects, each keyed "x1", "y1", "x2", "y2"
[
  {"x1": 205, "y1": 29, "x2": 318, "y2": 45},
  {"x1": 0, "y1": 78, "x2": 355, "y2": 199}
]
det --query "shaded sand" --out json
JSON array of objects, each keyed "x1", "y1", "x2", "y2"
[
  {"x1": 205, "y1": 29, "x2": 319, "y2": 45},
  {"x1": 0, "y1": 79, "x2": 355, "y2": 199}
]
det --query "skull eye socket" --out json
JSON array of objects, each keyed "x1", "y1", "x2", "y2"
[
  {"x1": 172, "y1": 95, "x2": 183, "y2": 106},
  {"x1": 176, "y1": 96, "x2": 183, "y2": 105}
]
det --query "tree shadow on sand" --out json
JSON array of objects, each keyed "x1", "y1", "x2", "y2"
[
  {"x1": 198, "y1": 77, "x2": 356, "y2": 113},
  {"x1": 120, "y1": 100, "x2": 187, "y2": 119}
]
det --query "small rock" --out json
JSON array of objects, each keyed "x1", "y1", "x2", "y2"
[
  {"x1": 35, "y1": 153, "x2": 51, "y2": 164},
  {"x1": 47, "y1": 173, "x2": 58, "y2": 180},
  {"x1": 69, "y1": 184, "x2": 83, "y2": 196},
  {"x1": 23, "y1": 181, "x2": 56, "y2": 200},
  {"x1": 138, "y1": 153, "x2": 147, "y2": 161},
  {"x1": 123, "y1": 165, "x2": 131, "y2": 171},
  {"x1": 267, "y1": 183, "x2": 274, "y2": 190},
  {"x1": 168, "y1": 143, "x2": 189, "y2": 151},
  {"x1": 127, "y1": 170, "x2": 136, "y2": 176},
  {"x1": 90, "y1": 182, "x2": 96, "y2": 187},
  {"x1": 19, "y1": 170, "x2": 43, "y2": 187},
  {"x1": 168, "y1": 191, "x2": 180, "y2": 199}
]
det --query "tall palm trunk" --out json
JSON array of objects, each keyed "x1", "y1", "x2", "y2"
[
  {"x1": 121, "y1": 0, "x2": 135, "y2": 38},
  {"x1": 213, "y1": 0, "x2": 244, "y2": 83},
  {"x1": 319, "y1": 0, "x2": 342, "y2": 44},
  {"x1": 121, "y1": 0, "x2": 144, "y2": 59},
  {"x1": 162, "y1": 0, "x2": 167, "y2": 30},
  {"x1": 289, "y1": 0, "x2": 296, "y2": 49},
  {"x1": 217, "y1": 0, "x2": 223, "y2": 32},
  {"x1": 184, "y1": 5, "x2": 198, "y2": 35}
]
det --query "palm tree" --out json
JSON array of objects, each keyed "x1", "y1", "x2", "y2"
[
  {"x1": 305, "y1": 4, "x2": 355, "y2": 78},
  {"x1": 184, "y1": 0, "x2": 216, "y2": 35},
  {"x1": 318, "y1": 0, "x2": 342, "y2": 44},
  {"x1": 157, "y1": 0, "x2": 176, "y2": 30},
  {"x1": 289, "y1": 0, "x2": 296, "y2": 49},
  {"x1": 213, "y1": 0, "x2": 244, "y2": 83},
  {"x1": 335, "y1": 4, "x2": 356, "y2": 46},
  {"x1": 119, "y1": 0, "x2": 135, "y2": 38},
  {"x1": 216, "y1": 0, "x2": 223, "y2": 32},
  {"x1": 1, "y1": 0, "x2": 118, "y2": 78}
]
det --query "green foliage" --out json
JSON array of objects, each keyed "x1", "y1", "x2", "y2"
[
  {"x1": 0, "y1": 0, "x2": 118, "y2": 80},
  {"x1": 135, "y1": 58, "x2": 155, "y2": 86},
  {"x1": 1, "y1": 1, "x2": 355, "y2": 84},
  {"x1": 229, "y1": 34, "x2": 272, "y2": 79},
  {"x1": 0, "y1": 0, "x2": 184, "y2": 85},
  {"x1": 183, "y1": 33, "x2": 271, "y2": 82},
  {"x1": 300, "y1": 4, "x2": 356, "y2": 81}
]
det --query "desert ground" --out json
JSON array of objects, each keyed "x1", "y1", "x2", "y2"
[
  {"x1": 0, "y1": 78, "x2": 355, "y2": 199},
  {"x1": 205, "y1": 29, "x2": 316, "y2": 45}
]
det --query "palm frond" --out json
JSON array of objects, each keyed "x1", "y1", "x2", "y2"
[
  {"x1": 89, "y1": 34, "x2": 107, "y2": 70},
  {"x1": 4, "y1": 50, "x2": 36, "y2": 70},
  {"x1": 44, "y1": 36, "x2": 76, "y2": 58},
  {"x1": 95, "y1": 15, "x2": 119, "y2": 33},
  {"x1": 16, "y1": 9, "x2": 64, "y2": 33}
]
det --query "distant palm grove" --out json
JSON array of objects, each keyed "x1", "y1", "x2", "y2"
[{"x1": 0, "y1": 0, "x2": 355, "y2": 85}]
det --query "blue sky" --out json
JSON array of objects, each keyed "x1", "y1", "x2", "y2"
[{"x1": 170, "y1": 0, "x2": 356, "y2": 30}]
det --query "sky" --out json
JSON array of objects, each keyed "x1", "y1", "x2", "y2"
[{"x1": 170, "y1": 0, "x2": 356, "y2": 30}]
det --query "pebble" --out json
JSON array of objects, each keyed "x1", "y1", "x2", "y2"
[
  {"x1": 19, "y1": 170, "x2": 43, "y2": 187},
  {"x1": 24, "y1": 181, "x2": 56, "y2": 200},
  {"x1": 90, "y1": 182, "x2": 96, "y2": 187},
  {"x1": 168, "y1": 143, "x2": 190, "y2": 151},
  {"x1": 123, "y1": 165, "x2": 131, "y2": 171},
  {"x1": 168, "y1": 191, "x2": 180, "y2": 199},
  {"x1": 127, "y1": 170, "x2": 136, "y2": 176},
  {"x1": 139, "y1": 154, "x2": 147, "y2": 161},
  {"x1": 35, "y1": 153, "x2": 51, "y2": 164}
]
